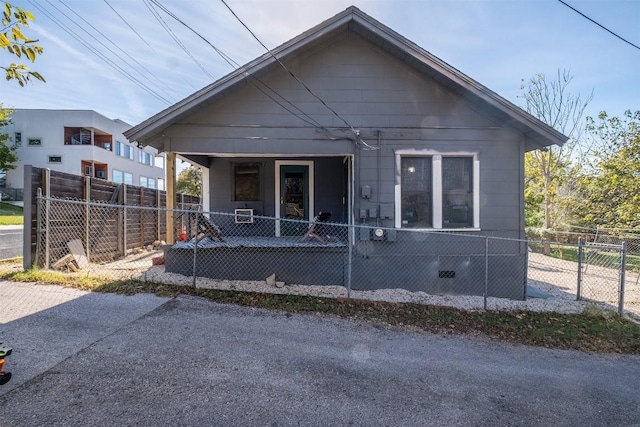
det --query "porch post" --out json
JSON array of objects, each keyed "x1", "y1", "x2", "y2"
[
  {"x1": 166, "y1": 152, "x2": 176, "y2": 244},
  {"x1": 201, "y1": 167, "x2": 210, "y2": 213}
]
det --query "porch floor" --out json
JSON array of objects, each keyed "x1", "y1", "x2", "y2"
[{"x1": 171, "y1": 236, "x2": 346, "y2": 249}]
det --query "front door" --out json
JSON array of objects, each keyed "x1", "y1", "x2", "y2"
[{"x1": 275, "y1": 161, "x2": 314, "y2": 236}]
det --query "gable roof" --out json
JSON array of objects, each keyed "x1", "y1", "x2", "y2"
[{"x1": 125, "y1": 6, "x2": 568, "y2": 150}]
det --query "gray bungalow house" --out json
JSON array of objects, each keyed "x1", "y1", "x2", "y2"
[{"x1": 125, "y1": 6, "x2": 567, "y2": 299}]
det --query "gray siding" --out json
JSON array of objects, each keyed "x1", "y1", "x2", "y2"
[
  {"x1": 164, "y1": 32, "x2": 524, "y2": 239},
  {"x1": 208, "y1": 157, "x2": 345, "y2": 220}
]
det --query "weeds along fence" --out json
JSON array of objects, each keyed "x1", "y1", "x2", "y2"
[{"x1": 32, "y1": 196, "x2": 638, "y2": 316}]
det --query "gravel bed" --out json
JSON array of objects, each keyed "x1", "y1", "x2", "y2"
[
  {"x1": 141, "y1": 264, "x2": 602, "y2": 315},
  {"x1": 32, "y1": 249, "x2": 640, "y2": 319}
]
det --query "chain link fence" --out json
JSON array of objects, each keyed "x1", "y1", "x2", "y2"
[{"x1": 32, "y1": 196, "x2": 637, "y2": 317}]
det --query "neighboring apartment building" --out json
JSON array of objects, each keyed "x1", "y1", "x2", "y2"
[{"x1": 1, "y1": 109, "x2": 165, "y2": 199}]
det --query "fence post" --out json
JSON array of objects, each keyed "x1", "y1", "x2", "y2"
[
  {"x1": 84, "y1": 176, "x2": 91, "y2": 262},
  {"x1": 123, "y1": 185, "x2": 128, "y2": 257},
  {"x1": 156, "y1": 189, "x2": 161, "y2": 242},
  {"x1": 523, "y1": 238, "x2": 529, "y2": 300},
  {"x1": 484, "y1": 237, "x2": 489, "y2": 310},
  {"x1": 43, "y1": 169, "x2": 50, "y2": 269},
  {"x1": 619, "y1": 241, "x2": 626, "y2": 316},
  {"x1": 192, "y1": 207, "x2": 199, "y2": 289},
  {"x1": 35, "y1": 187, "x2": 42, "y2": 268},
  {"x1": 347, "y1": 224, "x2": 353, "y2": 298},
  {"x1": 576, "y1": 237, "x2": 583, "y2": 300}
]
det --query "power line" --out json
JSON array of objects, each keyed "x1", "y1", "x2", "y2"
[
  {"x1": 55, "y1": 0, "x2": 178, "y2": 101},
  {"x1": 143, "y1": 0, "x2": 216, "y2": 81},
  {"x1": 149, "y1": 0, "x2": 327, "y2": 129},
  {"x1": 219, "y1": 0, "x2": 379, "y2": 149},
  {"x1": 28, "y1": 0, "x2": 172, "y2": 104},
  {"x1": 103, "y1": 0, "x2": 155, "y2": 51},
  {"x1": 558, "y1": 0, "x2": 640, "y2": 51},
  {"x1": 103, "y1": 0, "x2": 199, "y2": 92}
]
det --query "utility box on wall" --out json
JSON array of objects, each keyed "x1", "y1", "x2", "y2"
[{"x1": 380, "y1": 205, "x2": 394, "y2": 220}]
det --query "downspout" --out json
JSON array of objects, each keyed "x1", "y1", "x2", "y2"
[
  {"x1": 377, "y1": 130, "x2": 381, "y2": 227},
  {"x1": 355, "y1": 139, "x2": 361, "y2": 224}
]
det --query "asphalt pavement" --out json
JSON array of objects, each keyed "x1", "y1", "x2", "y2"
[
  {"x1": 0, "y1": 280, "x2": 639, "y2": 426},
  {"x1": 0, "y1": 225, "x2": 22, "y2": 261}
]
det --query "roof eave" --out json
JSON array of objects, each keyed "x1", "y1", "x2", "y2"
[
  {"x1": 125, "y1": 5, "x2": 568, "y2": 150},
  {"x1": 124, "y1": 8, "x2": 360, "y2": 145}
]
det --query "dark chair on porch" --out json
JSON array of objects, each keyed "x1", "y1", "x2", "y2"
[
  {"x1": 176, "y1": 209, "x2": 225, "y2": 243},
  {"x1": 299, "y1": 212, "x2": 335, "y2": 244},
  {"x1": 194, "y1": 212, "x2": 225, "y2": 243}
]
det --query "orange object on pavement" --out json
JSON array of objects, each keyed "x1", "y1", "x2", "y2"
[{"x1": 0, "y1": 342, "x2": 12, "y2": 385}]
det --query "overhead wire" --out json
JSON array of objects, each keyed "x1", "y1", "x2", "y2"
[
  {"x1": 102, "y1": 0, "x2": 199, "y2": 92},
  {"x1": 55, "y1": 0, "x2": 178, "y2": 101},
  {"x1": 143, "y1": 0, "x2": 216, "y2": 81},
  {"x1": 103, "y1": 0, "x2": 155, "y2": 51},
  {"x1": 149, "y1": 0, "x2": 327, "y2": 130},
  {"x1": 558, "y1": 0, "x2": 640, "y2": 50},
  {"x1": 27, "y1": 0, "x2": 172, "y2": 105},
  {"x1": 219, "y1": 0, "x2": 380, "y2": 150}
]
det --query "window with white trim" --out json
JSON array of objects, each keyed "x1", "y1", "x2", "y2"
[
  {"x1": 397, "y1": 152, "x2": 479, "y2": 229},
  {"x1": 124, "y1": 172, "x2": 133, "y2": 185},
  {"x1": 140, "y1": 176, "x2": 148, "y2": 187},
  {"x1": 400, "y1": 157, "x2": 432, "y2": 228},
  {"x1": 115, "y1": 141, "x2": 134, "y2": 160},
  {"x1": 138, "y1": 151, "x2": 153, "y2": 166},
  {"x1": 113, "y1": 169, "x2": 123, "y2": 183},
  {"x1": 441, "y1": 157, "x2": 474, "y2": 228}
]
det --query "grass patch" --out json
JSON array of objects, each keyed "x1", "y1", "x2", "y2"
[
  {"x1": 2, "y1": 267, "x2": 639, "y2": 354},
  {"x1": 0, "y1": 202, "x2": 23, "y2": 225}
]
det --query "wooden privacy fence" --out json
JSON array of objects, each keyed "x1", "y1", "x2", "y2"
[{"x1": 23, "y1": 165, "x2": 200, "y2": 268}]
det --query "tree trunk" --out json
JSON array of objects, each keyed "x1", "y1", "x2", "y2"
[
  {"x1": 543, "y1": 172, "x2": 552, "y2": 256},
  {"x1": 544, "y1": 172, "x2": 552, "y2": 229}
]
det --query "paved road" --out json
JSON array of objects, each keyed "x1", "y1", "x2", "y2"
[
  {"x1": 0, "y1": 281, "x2": 639, "y2": 426},
  {"x1": 0, "y1": 225, "x2": 22, "y2": 260}
]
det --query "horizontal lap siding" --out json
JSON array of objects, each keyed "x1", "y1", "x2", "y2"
[{"x1": 168, "y1": 32, "x2": 523, "y2": 238}]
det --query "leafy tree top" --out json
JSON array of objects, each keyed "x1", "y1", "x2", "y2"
[
  {"x1": 1, "y1": 2, "x2": 44, "y2": 86},
  {"x1": 176, "y1": 166, "x2": 202, "y2": 197}
]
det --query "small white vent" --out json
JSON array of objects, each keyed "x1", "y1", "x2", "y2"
[{"x1": 234, "y1": 208, "x2": 254, "y2": 224}]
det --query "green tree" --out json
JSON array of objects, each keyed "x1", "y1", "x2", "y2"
[
  {"x1": 175, "y1": 166, "x2": 202, "y2": 196},
  {"x1": 0, "y1": 106, "x2": 17, "y2": 172},
  {"x1": 1, "y1": 2, "x2": 45, "y2": 86},
  {"x1": 575, "y1": 110, "x2": 640, "y2": 229},
  {"x1": 0, "y1": 4, "x2": 43, "y2": 176},
  {"x1": 521, "y1": 69, "x2": 592, "y2": 229}
]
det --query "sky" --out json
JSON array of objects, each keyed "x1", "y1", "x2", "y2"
[{"x1": 0, "y1": 0, "x2": 638, "y2": 129}]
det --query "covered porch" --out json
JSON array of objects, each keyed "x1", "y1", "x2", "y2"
[{"x1": 168, "y1": 153, "x2": 354, "y2": 242}]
